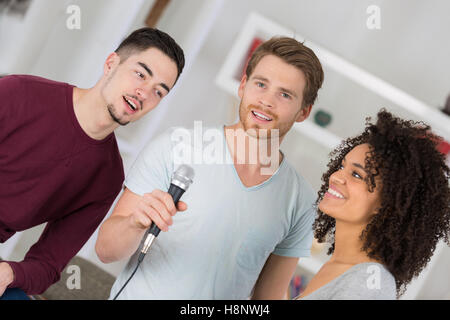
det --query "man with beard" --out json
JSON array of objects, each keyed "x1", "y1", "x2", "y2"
[
  {"x1": 0, "y1": 27, "x2": 184, "y2": 299},
  {"x1": 96, "y1": 37, "x2": 324, "y2": 299}
]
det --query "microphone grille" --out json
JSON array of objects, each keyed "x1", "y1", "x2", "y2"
[{"x1": 172, "y1": 164, "x2": 195, "y2": 190}]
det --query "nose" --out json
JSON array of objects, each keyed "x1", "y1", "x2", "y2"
[
  {"x1": 330, "y1": 169, "x2": 346, "y2": 185},
  {"x1": 259, "y1": 91, "x2": 276, "y2": 109},
  {"x1": 135, "y1": 87, "x2": 148, "y2": 102}
]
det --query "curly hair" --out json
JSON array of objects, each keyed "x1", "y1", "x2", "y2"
[{"x1": 313, "y1": 109, "x2": 450, "y2": 297}]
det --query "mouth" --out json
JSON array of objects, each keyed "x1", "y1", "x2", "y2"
[
  {"x1": 325, "y1": 185, "x2": 345, "y2": 199},
  {"x1": 123, "y1": 96, "x2": 139, "y2": 114},
  {"x1": 251, "y1": 109, "x2": 273, "y2": 123}
]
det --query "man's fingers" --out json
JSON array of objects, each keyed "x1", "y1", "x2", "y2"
[
  {"x1": 146, "y1": 206, "x2": 170, "y2": 232},
  {"x1": 143, "y1": 193, "x2": 173, "y2": 222},
  {"x1": 146, "y1": 190, "x2": 187, "y2": 214},
  {"x1": 176, "y1": 201, "x2": 188, "y2": 211},
  {"x1": 151, "y1": 190, "x2": 177, "y2": 215},
  {"x1": 139, "y1": 191, "x2": 188, "y2": 232},
  {"x1": 134, "y1": 206, "x2": 152, "y2": 229},
  {"x1": 137, "y1": 201, "x2": 171, "y2": 231},
  {"x1": 149, "y1": 199, "x2": 173, "y2": 226}
]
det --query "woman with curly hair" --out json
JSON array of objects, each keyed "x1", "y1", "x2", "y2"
[{"x1": 297, "y1": 109, "x2": 450, "y2": 299}]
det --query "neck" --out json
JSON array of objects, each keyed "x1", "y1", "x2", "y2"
[
  {"x1": 72, "y1": 86, "x2": 119, "y2": 140},
  {"x1": 224, "y1": 122, "x2": 283, "y2": 175},
  {"x1": 330, "y1": 220, "x2": 379, "y2": 265}
]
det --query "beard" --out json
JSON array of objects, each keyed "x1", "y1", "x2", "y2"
[
  {"x1": 100, "y1": 67, "x2": 130, "y2": 126},
  {"x1": 101, "y1": 69, "x2": 130, "y2": 126},
  {"x1": 239, "y1": 102, "x2": 295, "y2": 140},
  {"x1": 107, "y1": 103, "x2": 130, "y2": 126}
]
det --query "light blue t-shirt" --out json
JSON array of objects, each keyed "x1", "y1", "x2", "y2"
[{"x1": 109, "y1": 126, "x2": 316, "y2": 299}]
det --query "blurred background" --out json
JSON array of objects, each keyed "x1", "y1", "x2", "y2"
[{"x1": 0, "y1": 0, "x2": 449, "y2": 299}]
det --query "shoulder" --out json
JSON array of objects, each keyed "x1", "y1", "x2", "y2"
[
  {"x1": 1, "y1": 74, "x2": 68, "y2": 89},
  {"x1": 0, "y1": 75, "x2": 72, "y2": 106},
  {"x1": 0, "y1": 75, "x2": 25, "y2": 93},
  {"x1": 334, "y1": 263, "x2": 397, "y2": 300}
]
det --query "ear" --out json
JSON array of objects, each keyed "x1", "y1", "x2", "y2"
[
  {"x1": 103, "y1": 52, "x2": 120, "y2": 76},
  {"x1": 295, "y1": 104, "x2": 312, "y2": 123},
  {"x1": 238, "y1": 74, "x2": 248, "y2": 99}
]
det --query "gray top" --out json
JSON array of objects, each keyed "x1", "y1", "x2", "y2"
[{"x1": 298, "y1": 263, "x2": 397, "y2": 300}]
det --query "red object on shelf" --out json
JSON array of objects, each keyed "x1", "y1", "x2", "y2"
[{"x1": 437, "y1": 140, "x2": 450, "y2": 155}]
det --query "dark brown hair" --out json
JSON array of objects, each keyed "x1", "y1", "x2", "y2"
[
  {"x1": 115, "y1": 27, "x2": 185, "y2": 83},
  {"x1": 313, "y1": 109, "x2": 450, "y2": 297},
  {"x1": 245, "y1": 36, "x2": 324, "y2": 108}
]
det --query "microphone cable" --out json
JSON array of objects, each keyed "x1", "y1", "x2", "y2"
[
  {"x1": 112, "y1": 251, "x2": 146, "y2": 300},
  {"x1": 112, "y1": 225, "x2": 159, "y2": 300},
  {"x1": 112, "y1": 165, "x2": 194, "y2": 300}
]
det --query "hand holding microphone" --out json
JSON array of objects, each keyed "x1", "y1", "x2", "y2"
[
  {"x1": 129, "y1": 189, "x2": 188, "y2": 232},
  {"x1": 113, "y1": 164, "x2": 194, "y2": 300},
  {"x1": 139, "y1": 164, "x2": 194, "y2": 256}
]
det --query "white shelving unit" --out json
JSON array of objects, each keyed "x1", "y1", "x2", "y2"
[{"x1": 215, "y1": 11, "x2": 449, "y2": 298}]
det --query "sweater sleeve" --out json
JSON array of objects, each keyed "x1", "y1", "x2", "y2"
[{"x1": 5, "y1": 195, "x2": 117, "y2": 295}]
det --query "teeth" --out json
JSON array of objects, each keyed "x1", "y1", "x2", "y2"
[
  {"x1": 328, "y1": 188, "x2": 344, "y2": 199},
  {"x1": 125, "y1": 97, "x2": 137, "y2": 110},
  {"x1": 253, "y1": 111, "x2": 271, "y2": 121}
]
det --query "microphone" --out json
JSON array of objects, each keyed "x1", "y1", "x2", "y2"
[
  {"x1": 139, "y1": 164, "x2": 195, "y2": 259},
  {"x1": 112, "y1": 165, "x2": 195, "y2": 300}
]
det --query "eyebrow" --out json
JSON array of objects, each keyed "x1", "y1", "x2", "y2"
[
  {"x1": 251, "y1": 75, "x2": 298, "y2": 98},
  {"x1": 342, "y1": 157, "x2": 366, "y2": 171},
  {"x1": 137, "y1": 62, "x2": 170, "y2": 93}
]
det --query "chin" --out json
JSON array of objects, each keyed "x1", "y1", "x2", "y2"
[
  {"x1": 243, "y1": 120, "x2": 278, "y2": 138},
  {"x1": 318, "y1": 201, "x2": 336, "y2": 218}
]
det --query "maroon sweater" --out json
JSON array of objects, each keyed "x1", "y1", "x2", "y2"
[{"x1": 0, "y1": 75, "x2": 124, "y2": 294}]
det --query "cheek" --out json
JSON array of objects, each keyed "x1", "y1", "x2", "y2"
[
  {"x1": 366, "y1": 193, "x2": 381, "y2": 215},
  {"x1": 281, "y1": 110, "x2": 297, "y2": 123},
  {"x1": 239, "y1": 102, "x2": 250, "y2": 115},
  {"x1": 243, "y1": 86, "x2": 262, "y2": 101},
  {"x1": 107, "y1": 77, "x2": 126, "y2": 97},
  {"x1": 141, "y1": 98, "x2": 160, "y2": 113},
  {"x1": 350, "y1": 193, "x2": 380, "y2": 222},
  {"x1": 274, "y1": 101, "x2": 296, "y2": 118}
]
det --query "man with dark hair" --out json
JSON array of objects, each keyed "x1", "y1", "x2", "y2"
[
  {"x1": 0, "y1": 27, "x2": 184, "y2": 299},
  {"x1": 96, "y1": 36, "x2": 324, "y2": 299}
]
